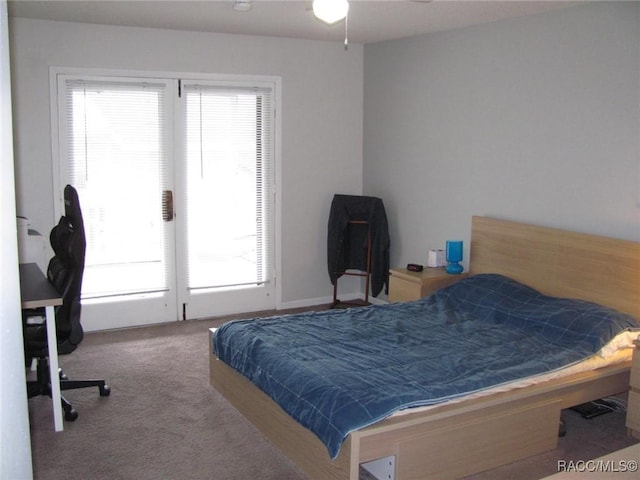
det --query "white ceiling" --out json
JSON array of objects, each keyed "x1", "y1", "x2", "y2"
[{"x1": 8, "y1": 0, "x2": 580, "y2": 45}]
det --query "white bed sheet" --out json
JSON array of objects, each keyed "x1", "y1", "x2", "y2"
[{"x1": 391, "y1": 333, "x2": 637, "y2": 418}]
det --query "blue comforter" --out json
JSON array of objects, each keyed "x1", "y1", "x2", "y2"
[{"x1": 213, "y1": 274, "x2": 638, "y2": 459}]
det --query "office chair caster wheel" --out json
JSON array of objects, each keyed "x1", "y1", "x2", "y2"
[
  {"x1": 99, "y1": 385, "x2": 111, "y2": 397},
  {"x1": 65, "y1": 409, "x2": 78, "y2": 422}
]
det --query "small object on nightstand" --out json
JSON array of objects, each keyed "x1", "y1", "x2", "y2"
[
  {"x1": 427, "y1": 249, "x2": 446, "y2": 267},
  {"x1": 445, "y1": 240, "x2": 464, "y2": 274},
  {"x1": 407, "y1": 263, "x2": 423, "y2": 272}
]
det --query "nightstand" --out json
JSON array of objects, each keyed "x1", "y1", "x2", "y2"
[
  {"x1": 388, "y1": 267, "x2": 468, "y2": 302},
  {"x1": 626, "y1": 339, "x2": 640, "y2": 439}
]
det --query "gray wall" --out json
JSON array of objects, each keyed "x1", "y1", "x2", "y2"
[
  {"x1": 2, "y1": 2, "x2": 32, "y2": 478},
  {"x1": 363, "y1": 1, "x2": 640, "y2": 272},
  {"x1": 9, "y1": 18, "x2": 364, "y2": 309}
]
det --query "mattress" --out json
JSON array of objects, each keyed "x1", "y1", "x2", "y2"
[
  {"x1": 391, "y1": 337, "x2": 635, "y2": 418},
  {"x1": 213, "y1": 274, "x2": 639, "y2": 458}
]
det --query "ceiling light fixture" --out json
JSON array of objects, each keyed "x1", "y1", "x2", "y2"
[
  {"x1": 233, "y1": 0, "x2": 252, "y2": 12},
  {"x1": 312, "y1": 0, "x2": 349, "y2": 25}
]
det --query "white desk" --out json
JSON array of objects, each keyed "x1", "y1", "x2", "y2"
[{"x1": 19, "y1": 262, "x2": 64, "y2": 432}]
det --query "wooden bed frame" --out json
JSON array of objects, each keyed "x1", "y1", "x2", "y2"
[{"x1": 209, "y1": 216, "x2": 640, "y2": 480}]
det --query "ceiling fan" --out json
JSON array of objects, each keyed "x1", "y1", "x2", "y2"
[
  {"x1": 232, "y1": 0, "x2": 432, "y2": 48},
  {"x1": 311, "y1": 0, "x2": 432, "y2": 49},
  {"x1": 232, "y1": 0, "x2": 432, "y2": 23},
  {"x1": 312, "y1": 0, "x2": 350, "y2": 25},
  {"x1": 312, "y1": 0, "x2": 432, "y2": 25}
]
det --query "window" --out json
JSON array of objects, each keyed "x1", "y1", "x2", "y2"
[
  {"x1": 182, "y1": 83, "x2": 274, "y2": 290},
  {"x1": 54, "y1": 70, "x2": 278, "y2": 325},
  {"x1": 62, "y1": 78, "x2": 170, "y2": 298}
]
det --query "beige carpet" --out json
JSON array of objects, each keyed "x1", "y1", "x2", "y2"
[{"x1": 28, "y1": 309, "x2": 638, "y2": 480}]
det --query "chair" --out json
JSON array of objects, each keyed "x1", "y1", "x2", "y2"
[{"x1": 23, "y1": 184, "x2": 110, "y2": 421}]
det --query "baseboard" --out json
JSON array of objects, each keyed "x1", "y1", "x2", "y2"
[{"x1": 280, "y1": 294, "x2": 387, "y2": 310}]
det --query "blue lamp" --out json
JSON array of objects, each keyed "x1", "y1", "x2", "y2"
[{"x1": 446, "y1": 240, "x2": 463, "y2": 274}]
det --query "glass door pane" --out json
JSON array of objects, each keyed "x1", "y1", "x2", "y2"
[
  {"x1": 58, "y1": 76, "x2": 177, "y2": 330},
  {"x1": 177, "y1": 82, "x2": 275, "y2": 319}
]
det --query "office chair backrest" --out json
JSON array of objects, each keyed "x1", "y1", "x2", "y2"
[{"x1": 47, "y1": 185, "x2": 86, "y2": 353}]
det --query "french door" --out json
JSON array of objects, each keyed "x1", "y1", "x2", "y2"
[{"x1": 53, "y1": 71, "x2": 277, "y2": 331}]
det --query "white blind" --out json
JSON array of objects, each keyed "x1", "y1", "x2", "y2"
[
  {"x1": 62, "y1": 78, "x2": 170, "y2": 298},
  {"x1": 182, "y1": 83, "x2": 274, "y2": 290}
]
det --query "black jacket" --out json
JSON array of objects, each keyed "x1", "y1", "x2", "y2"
[{"x1": 327, "y1": 194, "x2": 390, "y2": 297}]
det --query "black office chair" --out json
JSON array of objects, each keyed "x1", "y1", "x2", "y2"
[{"x1": 23, "y1": 184, "x2": 110, "y2": 421}]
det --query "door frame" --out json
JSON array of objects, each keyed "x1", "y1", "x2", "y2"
[{"x1": 49, "y1": 67, "x2": 283, "y2": 331}]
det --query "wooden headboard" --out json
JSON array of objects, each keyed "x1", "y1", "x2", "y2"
[{"x1": 469, "y1": 216, "x2": 640, "y2": 319}]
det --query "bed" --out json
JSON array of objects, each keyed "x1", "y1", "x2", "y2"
[{"x1": 209, "y1": 216, "x2": 640, "y2": 480}]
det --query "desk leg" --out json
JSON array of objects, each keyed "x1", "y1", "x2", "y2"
[{"x1": 45, "y1": 305, "x2": 63, "y2": 432}]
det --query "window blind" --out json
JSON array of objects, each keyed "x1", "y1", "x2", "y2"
[
  {"x1": 181, "y1": 83, "x2": 274, "y2": 290},
  {"x1": 62, "y1": 78, "x2": 170, "y2": 298}
]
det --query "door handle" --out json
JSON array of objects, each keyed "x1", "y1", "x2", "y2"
[{"x1": 162, "y1": 190, "x2": 174, "y2": 221}]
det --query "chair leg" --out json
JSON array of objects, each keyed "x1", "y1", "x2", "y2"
[
  {"x1": 60, "y1": 379, "x2": 111, "y2": 397},
  {"x1": 60, "y1": 394, "x2": 78, "y2": 422},
  {"x1": 26, "y1": 359, "x2": 52, "y2": 399},
  {"x1": 27, "y1": 377, "x2": 79, "y2": 421},
  {"x1": 26, "y1": 380, "x2": 45, "y2": 399},
  {"x1": 27, "y1": 357, "x2": 110, "y2": 421}
]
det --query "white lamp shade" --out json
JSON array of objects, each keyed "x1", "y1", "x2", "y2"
[{"x1": 313, "y1": 0, "x2": 349, "y2": 24}]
